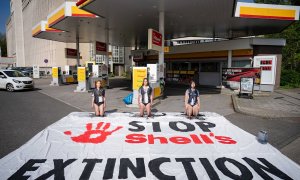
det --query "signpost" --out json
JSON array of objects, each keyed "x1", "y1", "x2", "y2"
[
  {"x1": 239, "y1": 77, "x2": 254, "y2": 99},
  {"x1": 128, "y1": 67, "x2": 148, "y2": 107},
  {"x1": 75, "y1": 67, "x2": 86, "y2": 92},
  {"x1": 33, "y1": 65, "x2": 40, "y2": 79},
  {"x1": 50, "y1": 67, "x2": 59, "y2": 86}
]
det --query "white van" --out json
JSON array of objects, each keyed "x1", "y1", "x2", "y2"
[{"x1": 0, "y1": 70, "x2": 34, "y2": 91}]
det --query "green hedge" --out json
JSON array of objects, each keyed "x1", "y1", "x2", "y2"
[{"x1": 280, "y1": 69, "x2": 300, "y2": 88}]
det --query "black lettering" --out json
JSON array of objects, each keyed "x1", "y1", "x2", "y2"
[
  {"x1": 149, "y1": 157, "x2": 175, "y2": 180},
  {"x1": 103, "y1": 158, "x2": 116, "y2": 179},
  {"x1": 118, "y1": 158, "x2": 146, "y2": 179},
  {"x1": 169, "y1": 121, "x2": 195, "y2": 132},
  {"x1": 199, "y1": 158, "x2": 220, "y2": 180},
  {"x1": 8, "y1": 159, "x2": 46, "y2": 180},
  {"x1": 128, "y1": 121, "x2": 144, "y2": 132},
  {"x1": 152, "y1": 122, "x2": 162, "y2": 132},
  {"x1": 195, "y1": 122, "x2": 216, "y2": 132},
  {"x1": 36, "y1": 159, "x2": 76, "y2": 180},
  {"x1": 79, "y1": 159, "x2": 102, "y2": 180},
  {"x1": 215, "y1": 157, "x2": 253, "y2": 180},
  {"x1": 176, "y1": 158, "x2": 197, "y2": 180},
  {"x1": 243, "y1": 157, "x2": 293, "y2": 180}
]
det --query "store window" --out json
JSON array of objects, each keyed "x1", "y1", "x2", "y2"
[
  {"x1": 232, "y1": 60, "x2": 251, "y2": 67},
  {"x1": 200, "y1": 62, "x2": 219, "y2": 72}
]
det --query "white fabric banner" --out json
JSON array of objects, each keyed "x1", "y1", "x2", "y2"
[{"x1": 0, "y1": 112, "x2": 299, "y2": 179}]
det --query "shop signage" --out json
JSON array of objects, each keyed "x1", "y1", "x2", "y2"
[
  {"x1": 52, "y1": 67, "x2": 58, "y2": 78},
  {"x1": 77, "y1": 67, "x2": 86, "y2": 82},
  {"x1": 96, "y1": 41, "x2": 107, "y2": 54},
  {"x1": 1, "y1": 112, "x2": 299, "y2": 179},
  {"x1": 148, "y1": 29, "x2": 163, "y2": 52},
  {"x1": 253, "y1": 56, "x2": 277, "y2": 85},
  {"x1": 66, "y1": 48, "x2": 78, "y2": 59},
  {"x1": 133, "y1": 53, "x2": 143, "y2": 61},
  {"x1": 132, "y1": 67, "x2": 147, "y2": 90}
]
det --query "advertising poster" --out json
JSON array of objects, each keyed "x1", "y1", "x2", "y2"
[
  {"x1": 1, "y1": 112, "x2": 300, "y2": 179},
  {"x1": 77, "y1": 67, "x2": 86, "y2": 82},
  {"x1": 240, "y1": 77, "x2": 254, "y2": 94},
  {"x1": 132, "y1": 67, "x2": 147, "y2": 90},
  {"x1": 52, "y1": 67, "x2": 58, "y2": 78},
  {"x1": 222, "y1": 68, "x2": 261, "y2": 84}
]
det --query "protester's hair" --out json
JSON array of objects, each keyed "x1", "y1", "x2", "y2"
[
  {"x1": 142, "y1": 78, "x2": 149, "y2": 86},
  {"x1": 95, "y1": 80, "x2": 102, "y2": 88}
]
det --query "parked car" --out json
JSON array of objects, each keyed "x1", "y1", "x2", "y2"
[
  {"x1": 0, "y1": 70, "x2": 34, "y2": 91},
  {"x1": 11, "y1": 67, "x2": 33, "y2": 77}
]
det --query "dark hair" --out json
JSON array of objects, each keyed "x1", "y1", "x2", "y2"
[
  {"x1": 142, "y1": 78, "x2": 149, "y2": 86},
  {"x1": 190, "y1": 80, "x2": 196, "y2": 86},
  {"x1": 95, "y1": 80, "x2": 102, "y2": 88}
]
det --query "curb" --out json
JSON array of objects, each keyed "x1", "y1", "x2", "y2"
[{"x1": 231, "y1": 94, "x2": 300, "y2": 118}]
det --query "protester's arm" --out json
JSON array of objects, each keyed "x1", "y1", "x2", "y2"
[
  {"x1": 184, "y1": 90, "x2": 189, "y2": 106},
  {"x1": 103, "y1": 90, "x2": 106, "y2": 108},
  {"x1": 151, "y1": 89, "x2": 154, "y2": 105},
  {"x1": 197, "y1": 91, "x2": 201, "y2": 108},
  {"x1": 91, "y1": 96, "x2": 94, "y2": 108},
  {"x1": 138, "y1": 89, "x2": 141, "y2": 105}
]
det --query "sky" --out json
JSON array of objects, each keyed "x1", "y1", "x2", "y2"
[{"x1": 0, "y1": 0, "x2": 11, "y2": 34}]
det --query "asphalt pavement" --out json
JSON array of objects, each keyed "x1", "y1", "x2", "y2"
[{"x1": 0, "y1": 89, "x2": 79, "y2": 158}]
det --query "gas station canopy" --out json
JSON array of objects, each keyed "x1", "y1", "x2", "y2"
[
  {"x1": 32, "y1": 2, "x2": 105, "y2": 43},
  {"x1": 76, "y1": 0, "x2": 300, "y2": 46}
]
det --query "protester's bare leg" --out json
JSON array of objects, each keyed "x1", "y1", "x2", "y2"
[
  {"x1": 146, "y1": 103, "x2": 151, "y2": 117},
  {"x1": 99, "y1": 104, "x2": 104, "y2": 116},
  {"x1": 94, "y1": 104, "x2": 100, "y2": 116},
  {"x1": 139, "y1": 103, "x2": 145, "y2": 117},
  {"x1": 192, "y1": 105, "x2": 200, "y2": 117},
  {"x1": 186, "y1": 104, "x2": 193, "y2": 118}
]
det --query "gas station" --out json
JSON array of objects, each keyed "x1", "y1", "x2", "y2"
[
  {"x1": 2, "y1": 1, "x2": 300, "y2": 179},
  {"x1": 31, "y1": 0, "x2": 300, "y2": 99}
]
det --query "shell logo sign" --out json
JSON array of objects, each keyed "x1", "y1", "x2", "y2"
[
  {"x1": 148, "y1": 29, "x2": 163, "y2": 52},
  {"x1": 235, "y1": 2, "x2": 300, "y2": 20}
]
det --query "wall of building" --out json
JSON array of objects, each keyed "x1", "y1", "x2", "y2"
[{"x1": 6, "y1": 0, "x2": 91, "y2": 69}]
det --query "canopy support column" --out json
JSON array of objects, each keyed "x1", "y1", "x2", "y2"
[
  {"x1": 76, "y1": 32, "x2": 80, "y2": 67},
  {"x1": 159, "y1": 10, "x2": 165, "y2": 78},
  {"x1": 227, "y1": 50, "x2": 232, "y2": 68}
]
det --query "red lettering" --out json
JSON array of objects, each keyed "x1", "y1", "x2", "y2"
[
  {"x1": 148, "y1": 134, "x2": 168, "y2": 144},
  {"x1": 190, "y1": 134, "x2": 203, "y2": 144},
  {"x1": 215, "y1": 136, "x2": 237, "y2": 144},
  {"x1": 200, "y1": 134, "x2": 214, "y2": 144},
  {"x1": 125, "y1": 134, "x2": 147, "y2": 144},
  {"x1": 169, "y1": 136, "x2": 191, "y2": 144}
]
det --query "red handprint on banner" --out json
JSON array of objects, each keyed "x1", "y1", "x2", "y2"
[{"x1": 64, "y1": 122, "x2": 122, "y2": 144}]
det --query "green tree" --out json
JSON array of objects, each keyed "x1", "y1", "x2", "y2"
[
  {"x1": 0, "y1": 33, "x2": 7, "y2": 57},
  {"x1": 265, "y1": 22, "x2": 300, "y2": 72}
]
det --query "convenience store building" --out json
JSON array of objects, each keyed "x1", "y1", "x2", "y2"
[{"x1": 133, "y1": 38, "x2": 286, "y2": 88}]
